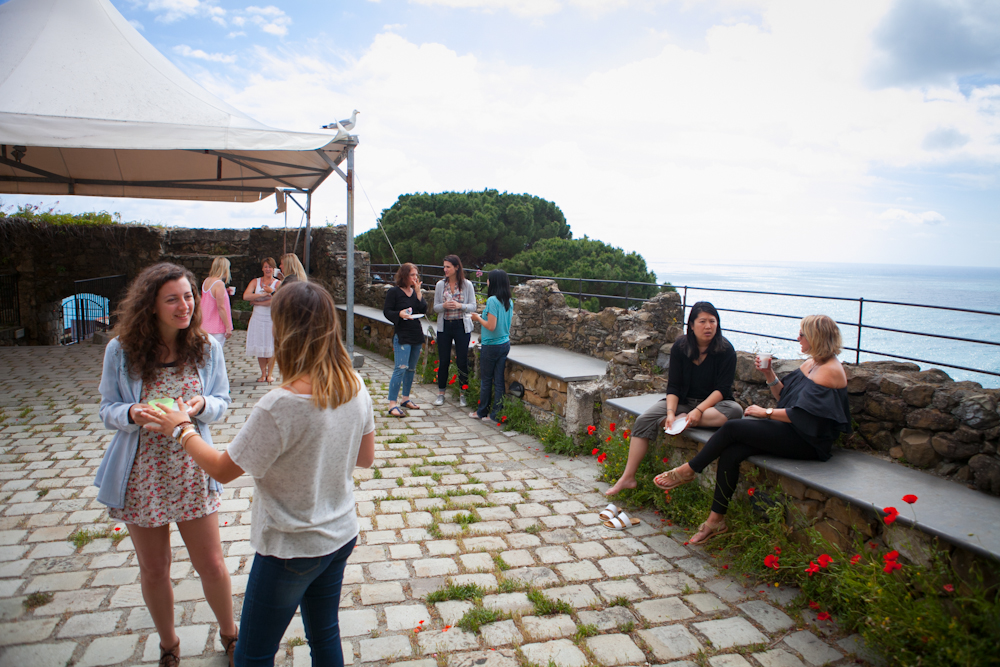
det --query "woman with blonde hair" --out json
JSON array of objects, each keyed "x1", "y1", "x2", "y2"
[
  {"x1": 654, "y1": 315, "x2": 851, "y2": 544},
  {"x1": 96, "y1": 263, "x2": 236, "y2": 667},
  {"x1": 201, "y1": 257, "x2": 234, "y2": 345},
  {"x1": 243, "y1": 257, "x2": 281, "y2": 383},
  {"x1": 279, "y1": 253, "x2": 308, "y2": 286},
  {"x1": 143, "y1": 281, "x2": 375, "y2": 666}
]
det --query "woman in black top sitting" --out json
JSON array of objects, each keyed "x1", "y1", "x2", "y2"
[
  {"x1": 383, "y1": 263, "x2": 427, "y2": 417},
  {"x1": 606, "y1": 302, "x2": 743, "y2": 496},
  {"x1": 656, "y1": 314, "x2": 851, "y2": 545}
]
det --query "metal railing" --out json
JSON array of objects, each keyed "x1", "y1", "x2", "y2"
[
  {"x1": 0, "y1": 273, "x2": 19, "y2": 327},
  {"x1": 368, "y1": 263, "x2": 1000, "y2": 381},
  {"x1": 63, "y1": 275, "x2": 127, "y2": 344}
]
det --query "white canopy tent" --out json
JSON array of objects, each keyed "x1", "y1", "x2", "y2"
[{"x1": 0, "y1": 0, "x2": 360, "y2": 351}]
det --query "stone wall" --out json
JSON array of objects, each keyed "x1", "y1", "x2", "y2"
[{"x1": 0, "y1": 219, "x2": 369, "y2": 345}]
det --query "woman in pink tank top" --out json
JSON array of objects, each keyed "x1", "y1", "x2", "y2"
[{"x1": 201, "y1": 257, "x2": 234, "y2": 345}]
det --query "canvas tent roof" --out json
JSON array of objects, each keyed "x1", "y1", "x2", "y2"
[{"x1": 0, "y1": 0, "x2": 352, "y2": 202}]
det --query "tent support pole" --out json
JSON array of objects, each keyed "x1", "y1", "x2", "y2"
[
  {"x1": 304, "y1": 191, "x2": 312, "y2": 274},
  {"x1": 346, "y1": 144, "x2": 355, "y2": 358}
]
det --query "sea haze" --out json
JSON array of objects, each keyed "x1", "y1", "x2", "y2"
[{"x1": 650, "y1": 260, "x2": 1000, "y2": 388}]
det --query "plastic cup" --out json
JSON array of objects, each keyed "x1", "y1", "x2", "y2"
[
  {"x1": 757, "y1": 353, "x2": 772, "y2": 370},
  {"x1": 227, "y1": 286, "x2": 236, "y2": 296}
]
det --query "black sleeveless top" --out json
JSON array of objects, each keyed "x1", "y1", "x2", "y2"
[{"x1": 777, "y1": 368, "x2": 852, "y2": 459}]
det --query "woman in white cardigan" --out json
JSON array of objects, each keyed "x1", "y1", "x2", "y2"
[{"x1": 432, "y1": 255, "x2": 478, "y2": 407}]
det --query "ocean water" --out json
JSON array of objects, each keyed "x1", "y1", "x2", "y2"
[{"x1": 649, "y1": 260, "x2": 1000, "y2": 389}]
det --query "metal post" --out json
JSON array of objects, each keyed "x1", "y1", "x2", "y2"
[
  {"x1": 578, "y1": 278, "x2": 582, "y2": 315},
  {"x1": 625, "y1": 281, "x2": 630, "y2": 310},
  {"x1": 682, "y1": 286, "x2": 688, "y2": 333},
  {"x1": 856, "y1": 297, "x2": 864, "y2": 364},
  {"x1": 346, "y1": 145, "x2": 356, "y2": 357},
  {"x1": 304, "y1": 192, "x2": 312, "y2": 274}
]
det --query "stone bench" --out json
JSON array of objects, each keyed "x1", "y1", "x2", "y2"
[
  {"x1": 606, "y1": 393, "x2": 1000, "y2": 563},
  {"x1": 505, "y1": 344, "x2": 609, "y2": 434}
]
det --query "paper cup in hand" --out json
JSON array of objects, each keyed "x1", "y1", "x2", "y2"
[
  {"x1": 757, "y1": 354, "x2": 772, "y2": 370},
  {"x1": 227, "y1": 286, "x2": 236, "y2": 296}
]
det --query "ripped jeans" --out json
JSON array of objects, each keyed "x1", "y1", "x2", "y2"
[{"x1": 388, "y1": 335, "x2": 423, "y2": 403}]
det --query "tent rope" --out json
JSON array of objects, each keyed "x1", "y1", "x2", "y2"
[{"x1": 355, "y1": 172, "x2": 400, "y2": 266}]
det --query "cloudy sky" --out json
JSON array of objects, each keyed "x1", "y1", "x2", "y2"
[{"x1": 3, "y1": 0, "x2": 999, "y2": 267}]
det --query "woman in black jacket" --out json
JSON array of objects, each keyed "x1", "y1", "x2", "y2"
[{"x1": 383, "y1": 263, "x2": 427, "y2": 417}]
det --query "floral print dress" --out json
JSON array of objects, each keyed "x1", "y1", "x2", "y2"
[{"x1": 109, "y1": 363, "x2": 221, "y2": 527}]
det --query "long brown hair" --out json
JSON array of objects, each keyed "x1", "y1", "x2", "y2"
[
  {"x1": 394, "y1": 263, "x2": 416, "y2": 288},
  {"x1": 443, "y1": 254, "x2": 466, "y2": 288},
  {"x1": 271, "y1": 281, "x2": 361, "y2": 409},
  {"x1": 114, "y1": 263, "x2": 207, "y2": 383}
]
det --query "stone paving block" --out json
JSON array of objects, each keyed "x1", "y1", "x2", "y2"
[
  {"x1": 637, "y1": 625, "x2": 704, "y2": 661},
  {"x1": 684, "y1": 593, "x2": 729, "y2": 614},
  {"x1": 57, "y1": 610, "x2": 122, "y2": 637},
  {"x1": 0, "y1": 641, "x2": 77, "y2": 667},
  {"x1": 349, "y1": 546, "x2": 387, "y2": 563},
  {"x1": 694, "y1": 617, "x2": 767, "y2": 649},
  {"x1": 516, "y1": 503, "x2": 551, "y2": 517},
  {"x1": 464, "y1": 536, "x2": 507, "y2": 552},
  {"x1": 569, "y1": 541, "x2": 609, "y2": 559},
  {"x1": 366, "y1": 530, "x2": 398, "y2": 544},
  {"x1": 478, "y1": 507, "x2": 516, "y2": 521},
  {"x1": 500, "y1": 549, "x2": 534, "y2": 567},
  {"x1": 460, "y1": 552, "x2": 494, "y2": 572},
  {"x1": 708, "y1": 655, "x2": 752, "y2": 667},
  {"x1": 448, "y1": 648, "x2": 519, "y2": 667},
  {"x1": 125, "y1": 605, "x2": 183, "y2": 630},
  {"x1": 418, "y1": 627, "x2": 480, "y2": 652},
  {"x1": 340, "y1": 609, "x2": 378, "y2": 637},
  {"x1": 140, "y1": 624, "x2": 210, "y2": 660},
  {"x1": 359, "y1": 635, "x2": 413, "y2": 662},
  {"x1": 760, "y1": 584, "x2": 801, "y2": 607},
  {"x1": 752, "y1": 650, "x2": 808, "y2": 667},
  {"x1": 634, "y1": 596, "x2": 696, "y2": 623},
  {"x1": 527, "y1": 489, "x2": 568, "y2": 502},
  {"x1": 704, "y1": 577, "x2": 752, "y2": 603},
  {"x1": 481, "y1": 619, "x2": 523, "y2": 646},
  {"x1": 783, "y1": 631, "x2": 843, "y2": 666},
  {"x1": 467, "y1": 520, "x2": 513, "y2": 535},
  {"x1": 414, "y1": 558, "x2": 458, "y2": 577},
  {"x1": 738, "y1": 601, "x2": 795, "y2": 633},
  {"x1": 675, "y1": 557, "x2": 718, "y2": 580},
  {"x1": 576, "y1": 607, "x2": 637, "y2": 632},
  {"x1": 369, "y1": 561, "x2": 410, "y2": 580},
  {"x1": 483, "y1": 592, "x2": 534, "y2": 614},
  {"x1": 385, "y1": 604, "x2": 431, "y2": 631},
  {"x1": 585, "y1": 634, "x2": 646, "y2": 666},
  {"x1": 406, "y1": 511, "x2": 434, "y2": 527},
  {"x1": 537, "y1": 546, "x2": 573, "y2": 564},
  {"x1": 520, "y1": 638, "x2": 588, "y2": 667},
  {"x1": 506, "y1": 533, "x2": 541, "y2": 549},
  {"x1": 390, "y1": 543, "x2": 423, "y2": 559},
  {"x1": 436, "y1": 600, "x2": 475, "y2": 625},
  {"x1": 633, "y1": 553, "x2": 672, "y2": 573},
  {"x1": 551, "y1": 500, "x2": 587, "y2": 514},
  {"x1": 522, "y1": 614, "x2": 576, "y2": 640},
  {"x1": 504, "y1": 567, "x2": 558, "y2": 588},
  {"x1": 360, "y1": 582, "x2": 406, "y2": 605},
  {"x1": 27, "y1": 589, "x2": 109, "y2": 616},
  {"x1": 91, "y1": 566, "x2": 140, "y2": 587},
  {"x1": 554, "y1": 561, "x2": 602, "y2": 582},
  {"x1": 641, "y1": 572, "x2": 700, "y2": 597},
  {"x1": 77, "y1": 635, "x2": 140, "y2": 667},
  {"x1": 24, "y1": 570, "x2": 91, "y2": 593},
  {"x1": 411, "y1": 577, "x2": 447, "y2": 600},
  {"x1": 0, "y1": 617, "x2": 59, "y2": 646},
  {"x1": 603, "y1": 537, "x2": 650, "y2": 555},
  {"x1": 453, "y1": 573, "x2": 498, "y2": 590},
  {"x1": 593, "y1": 579, "x2": 647, "y2": 602},
  {"x1": 375, "y1": 514, "x2": 405, "y2": 530},
  {"x1": 426, "y1": 540, "x2": 460, "y2": 555},
  {"x1": 598, "y1": 556, "x2": 641, "y2": 577},
  {"x1": 543, "y1": 584, "x2": 600, "y2": 608}
]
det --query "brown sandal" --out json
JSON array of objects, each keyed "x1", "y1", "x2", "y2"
[
  {"x1": 654, "y1": 467, "x2": 695, "y2": 491},
  {"x1": 689, "y1": 521, "x2": 728, "y2": 545},
  {"x1": 159, "y1": 642, "x2": 181, "y2": 667},
  {"x1": 220, "y1": 632, "x2": 238, "y2": 667}
]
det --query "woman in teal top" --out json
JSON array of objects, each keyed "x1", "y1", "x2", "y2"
[{"x1": 470, "y1": 269, "x2": 513, "y2": 423}]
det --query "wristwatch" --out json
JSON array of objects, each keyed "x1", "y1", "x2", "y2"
[{"x1": 765, "y1": 408, "x2": 774, "y2": 419}]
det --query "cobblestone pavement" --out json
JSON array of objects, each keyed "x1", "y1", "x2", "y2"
[{"x1": 0, "y1": 334, "x2": 870, "y2": 667}]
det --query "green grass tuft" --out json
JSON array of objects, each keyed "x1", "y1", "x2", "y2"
[
  {"x1": 527, "y1": 589, "x2": 574, "y2": 616},
  {"x1": 426, "y1": 582, "x2": 486, "y2": 604}
]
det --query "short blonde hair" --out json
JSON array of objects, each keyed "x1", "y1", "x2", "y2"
[
  {"x1": 801, "y1": 315, "x2": 842, "y2": 362},
  {"x1": 207, "y1": 257, "x2": 231, "y2": 284},
  {"x1": 280, "y1": 253, "x2": 308, "y2": 282}
]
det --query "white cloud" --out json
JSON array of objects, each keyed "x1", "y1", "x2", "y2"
[
  {"x1": 382, "y1": 23, "x2": 406, "y2": 31},
  {"x1": 245, "y1": 5, "x2": 292, "y2": 36},
  {"x1": 878, "y1": 209, "x2": 946, "y2": 226},
  {"x1": 173, "y1": 44, "x2": 238, "y2": 63},
  {"x1": 147, "y1": 0, "x2": 222, "y2": 23},
  {"x1": 406, "y1": 0, "x2": 631, "y2": 18},
  {"x1": 129, "y1": 19, "x2": 145, "y2": 31}
]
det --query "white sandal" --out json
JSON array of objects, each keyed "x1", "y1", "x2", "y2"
[
  {"x1": 603, "y1": 510, "x2": 640, "y2": 530},
  {"x1": 599, "y1": 503, "x2": 621, "y2": 522}
]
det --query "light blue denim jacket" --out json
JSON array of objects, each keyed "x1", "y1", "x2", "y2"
[{"x1": 94, "y1": 336, "x2": 231, "y2": 509}]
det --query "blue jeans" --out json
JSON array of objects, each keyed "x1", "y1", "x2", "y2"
[
  {"x1": 477, "y1": 341, "x2": 510, "y2": 421},
  {"x1": 235, "y1": 536, "x2": 357, "y2": 667},
  {"x1": 388, "y1": 335, "x2": 422, "y2": 403}
]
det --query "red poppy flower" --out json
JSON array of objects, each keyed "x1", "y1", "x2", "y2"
[
  {"x1": 808, "y1": 600, "x2": 820, "y2": 610},
  {"x1": 774, "y1": 547, "x2": 781, "y2": 554},
  {"x1": 606, "y1": 436, "x2": 612, "y2": 442},
  {"x1": 747, "y1": 487, "x2": 756, "y2": 497},
  {"x1": 419, "y1": 620, "x2": 424, "y2": 624},
  {"x1": 805, "y1": 561, "x2": 820, "y2": 576},
  {"x1": 883, "y1": 550, "x2": 899, "y2": 562},
  {"x1": 764, "y1": 554, "x2": 780, "y2": 569},
  {"x1": 592, "y1": 448, "x2": 600, "y2": 455},
  {"x1": 597, "y1": 453, "x2": 607, "y2": 464},
  {"x1": 869, "y1": 542, "x2": 877, "y2": 549},
  {"x1": 609, "y1": 423, "x2": 616, "y2": 431},
  {"x1": 662, "y1": 457, "x2": 669, "y2": 464},
  {"x1": 817, "y1": 612, "x2": 831, "y2": 621},
  {"x1": 817, "y1": 554, "x2": 833, "y2": 568},
  {"x1": 851, "y1": 554, "x2": 861, "y2": 565},
  {"x1": 883, "y1": 506, "x2": 900, "y2": 524},
  {"x1": 587, "y1": 425, "x2": 596, "y2": 435},
  {"x1": 902, "y1": 494, "x2": 918, "y2": 504},
  {"x1": 462, "y1": 384, "x2": 468, "y2": 390},
  {"x1": 943, "y1": 584, "x2": 954, "y2": 593},
  {"x1": 623, "y1": 429, "x2": 631, "y2": 439},
  {"x1": 501, "y1": 416, "x2": 508, "y2": 422},
  {"x1": 883, "y1": 561, "x2": 902, "y2": 573},
  {"x1": 722, "y1": 565, "x2": 728, "y2": 569}
]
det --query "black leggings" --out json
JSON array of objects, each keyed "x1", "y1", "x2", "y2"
[
  {"x1": 437, "y1": 319, "x2": 471, "y2": 390},
  {"x1": 688, "y1": 419, "x2": 825, "y2": 515}
]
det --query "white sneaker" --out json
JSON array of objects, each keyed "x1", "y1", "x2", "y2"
[
  {"x1": 459, "y1": 395, "x2": 467, "y2": 407},
  {"x1": 432, "y1": 395, "x2": 445, "y2": 407}
]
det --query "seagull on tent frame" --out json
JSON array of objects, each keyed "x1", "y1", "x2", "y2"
[{"x1": 322, "y1": 110, "x2": 359, "y2": 132}]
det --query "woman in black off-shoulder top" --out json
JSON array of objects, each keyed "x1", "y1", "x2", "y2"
[{"x1": 655, "y1": 315, "x2": 852, "y2": 545}]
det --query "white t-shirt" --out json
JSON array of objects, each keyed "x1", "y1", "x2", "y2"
[{"x1": 228, "y1": 382, "x2": 375, "y2": 558}]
